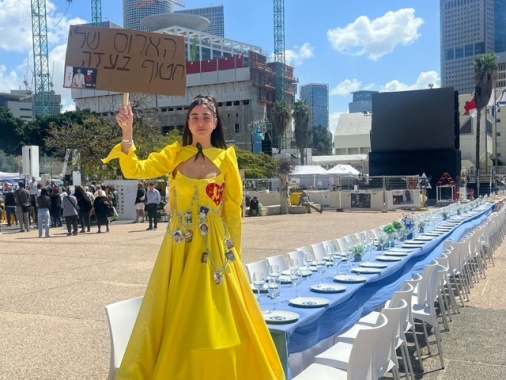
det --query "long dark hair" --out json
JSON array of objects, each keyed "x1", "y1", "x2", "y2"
[{"x1": 182, "y1": 95, "x2": 227, "y2": 149}]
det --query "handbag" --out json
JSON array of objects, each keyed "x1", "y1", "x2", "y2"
[{"x1": 65, "y1": 196, "x2": 80, "y2": 212}]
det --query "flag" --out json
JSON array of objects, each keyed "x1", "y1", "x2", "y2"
[
  {"x1": 464, "y1": 98, "x2": 477, "y2": 118},
  {"x1": 497, "y1": 89, "x2": 506, "y2": 106}
]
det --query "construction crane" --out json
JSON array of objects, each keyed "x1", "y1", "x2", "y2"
[
  {"x1": 30, "y1": 0, "x2": 51, "y2": 116},
  {"x1": 273, "y1": 0, "x2": 285, "y2": 102},
  {"x1": 135, "y1": 0, "x2": 185, "y2": 9}
]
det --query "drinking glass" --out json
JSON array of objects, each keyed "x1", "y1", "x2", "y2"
[
  {"x1": 332, "y1": 253, "x2": 343, "y2": 275},
  {"x1": 291, "y1": 267, "x2": 302, "y2": 298},
  {"x1": 316, "y1": 260, "x2": 327, "y2": 283},
  {"x1": 252, "y1": 272, "x2": 265, "y2": 303},
  {"x1": 269, "y1": 264, "x2": 280, "y2": 280},
  {"x1": 267, "y1": 277, "x2": 281, "y2": 310}
]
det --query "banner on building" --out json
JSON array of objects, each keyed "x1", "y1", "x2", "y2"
[{"x1": 63, "y1": 26, "x2": 186, "y2": 95}]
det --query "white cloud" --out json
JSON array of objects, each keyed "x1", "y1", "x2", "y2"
[
  {"x1": 329, "y1": 111, "x2": 343, "y2": 130},
  {"x1": 381, "y1": 71, "x2": 440, "y2": 92},
  {"x1": 330, "y1": 79, "x2": 362, "y2": 96},
  {"x1": 327, "y1": 8, "x2": 423, "y2": 60},
  {"x1": 285, "y1": 42, "x2": 314, "y2": 66},
  {"x1": 0, "y1": 65, "x2": 23, "y2": 92}
]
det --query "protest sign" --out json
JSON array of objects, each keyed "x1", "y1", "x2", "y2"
[{"x1": 63, "y1": 25, "x2": 186, "y2": 96}]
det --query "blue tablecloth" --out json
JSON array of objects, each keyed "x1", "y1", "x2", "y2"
[{"x1": 263, "y1": 204, "x2": 494, "y2": 379}]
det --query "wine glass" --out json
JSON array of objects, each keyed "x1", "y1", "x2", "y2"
[
  {"x1": 269, "y1": 264, "x2": 280, "y2": 280},
  {"x1": 316, "y1": 260, "x2": 327, "y2": 284},
  {"x1": 332, "y1": 252, "x2": 343, "y2": 275},
  {"x1": 252, "y1": 272, "x2": 265, "y2": 303},
  {"x1": 291, "y1": 267, "x2": 302, "y2": 298},
  {"x1": 267, "y1": 276, "x2": 281, "y2": 310}
]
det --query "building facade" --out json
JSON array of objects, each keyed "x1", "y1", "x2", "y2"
[
  {"x1": 176, "y1": 6, "x2": 224, "y2": 37},
  {"x1": 348, "y1": 90, "x2": 378, "y2": 113},
  {"x1": 300, "y1": 83, "x2": 329, "y2": 128},
  {"x1": 440, "y1": 0, "x2": 506, "y2": 94},
  {"x1": 123, "y1": 0, "x2": 172, "y2": 31}
]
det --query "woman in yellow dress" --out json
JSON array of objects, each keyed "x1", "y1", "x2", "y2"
[{"x1": 103, "y1": 95, "x2": 284, "y2": 380}]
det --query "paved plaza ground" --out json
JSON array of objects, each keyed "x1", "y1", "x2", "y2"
[{"x1": 0, "y1": 208, "x2": 505, "y2": 379}]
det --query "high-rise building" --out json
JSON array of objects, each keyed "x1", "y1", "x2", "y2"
[
  {"x1": 440, "y1": 0, "x2": 506, "y2": 94},
  {"x1": 123, "y1": 0, "x2": 172, "y2": 31},
  {"x1": 348, "y1": 90, "x2": 378, "y2": 113},
  {"x1": 300, "y1": 83, "x2": 329, "y2": 128},
  {"x1": 176, "y1": 6, "x2": 224, "y2": 37}
]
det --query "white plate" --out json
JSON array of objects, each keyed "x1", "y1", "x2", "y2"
[
  {"x1": 310, "y1": 283, "x2": 347, "y2": 293},
  {"x1": 360, "y1": 262, "x2": 388, "y2": 269},
  {"x1": 333, "y1": 274, "x2": 368, "y2": 283},
  {"x1": 424, "y1": 232, "x2": 445, "y2": 236},
  {"x1": 282, "y1": 269, "x2": 312, "y2": 277},
  {"x1": 384, "y1": 251, "x2": 409, "y2": 256},
  {"x1": 389, "y1": 248, "x2": 412, "y2": 252},
  {"x1": 351, "y1": 267, "x2": 382, "y2": 274},
  {"x1": 402, "y1": 243, "x2": 426, "y2": 248},
  {"x1": 376, "y1": 255, "x2": 403, "y2": 262},
  {"x1": 263, "y1": 310, "x2": 300, "y2": 324},
  {"x1": 413, "y1": 236, "x2": 434, "y2": 241},
  {"x1": 289, "y1": 296, "x2": 330, "y2": 308}
]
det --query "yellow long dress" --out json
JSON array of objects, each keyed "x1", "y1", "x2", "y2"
[{"x1": 103, "y1": 142, "x2": 284, "y2": 380}]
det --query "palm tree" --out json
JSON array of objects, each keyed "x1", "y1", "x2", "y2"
[
  {"x1": 271, "y1": 100, "x2": 291, "y2": 153},
  {"x1": 276, "y1": 157, "x2": 296, "y2": 214},
  {"x1": 473, "y1": 53, "x2": 497, "y2": 195},
  {"x1": 292, "y1": 99, "x2": 311, "y2": 165}
]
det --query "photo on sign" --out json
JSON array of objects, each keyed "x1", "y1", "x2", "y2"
[
  {"x1": 351, "y1": 193, "x2": 371, "y2": 208},
  {"x1": 64, "y1": 66, "x2": 97, "y2": 89}
]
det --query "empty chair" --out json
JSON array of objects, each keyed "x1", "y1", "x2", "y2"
[
  {"x1": 287, "y1": 250, "x2": 308, "y2": 268},
  {"x1": 266, "y1": 254, "x2": 289, "y2": 272},
  {"x1": 296, "y1": 246, "x2": 315, "y2": 264},
  {"x1": 244, "y1": 259, "x2": 270, "y2": 283},
  {"x1": 295, "y1": 314, "x2": 388, "y2": 380},
  {"x1": 322, "y1": 240, "x2": 339, "y2": 255},
  {"x1": 311, "y1": 242, "x2": 328, "y2": 261},
  {"x1": 335, "y1": 237, "x2": 349, "y2": 254},
  {"x1": 105, "y1": 296, "x2": 143, "y2": 380}
]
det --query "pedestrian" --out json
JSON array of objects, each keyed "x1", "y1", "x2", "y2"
[
  {"x1": 103, "y1": 95, "x2": 284, "y2": 379},
  {"x1": 249, "y1": 196, "x2": 260, "y2": 216},
  {"x1": 4, "y1": 186, "x2": 18, "y2": 227},
  {"x1": 145, "y1": 182, "x2": 161, "y2": 230},
  {"x1": 28, "y1": 176, "x2": 38, "y2": 225},
  {"x1": 91, "y1": 189, "x2": 110, "y2": 233},
  {"x1": 133, "y1": 182, "x2": 146, "y2": 223},
  {"x1": 62, "y1": 188, "x2": 79, "y2": 236},
  {"x1": 36, "y1": 188, "x2": 51, "y2": 238},
  {"x1": 50, "y1": 187, "x2": 62, "y2": 227},
  {"x1": 75, "y1": 186, "x2": 92, "y2": 233},
  {"x1": 14, "y1": 181, "x2": 30, "y2": 232}
]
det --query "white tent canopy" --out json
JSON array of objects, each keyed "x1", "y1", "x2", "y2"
[
  {"x1": 291, "y1": 165, "x2": 327, "y2": 175},
  {"x1": 325, "y1": 164, "x2": 360, "y2": 177}
]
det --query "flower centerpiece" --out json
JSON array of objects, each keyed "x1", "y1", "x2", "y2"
[
  {"x1": 352, "y1": 244, "x2": 365, "y2": 262},
  {"x1": 442, "y1": 210, "x2": 449, "y2": 220},
  {"x1": 383, "y1": 224, "x2": 397, "y2": 248}
]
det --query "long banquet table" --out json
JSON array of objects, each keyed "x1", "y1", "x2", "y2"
[{"x1": 261, "y1": 203, "x2": 494, "y2": 379}]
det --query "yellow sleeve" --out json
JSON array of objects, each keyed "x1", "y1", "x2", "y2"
[
  {"x1": 222, "y1": 147, "x2": 243, "y2": 258},
  {"x1": 102, "y1": 142, "x2": 180, "y2": 179}
]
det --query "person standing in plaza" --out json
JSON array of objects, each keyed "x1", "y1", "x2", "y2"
[
  {"x1": 62, "y1": 188, "x2": 79, "y2": 236},
  {"x1": 36, "y1": 188, "x2": 51, "y2": 238},
  {"x1": 145, "y1": 182, "x2": 161, "y2": 230},
  {"x1": 75, "y1": 186, "x2": 92, "y2": 233},
  {"x1": 4, "y1": 186, "x2": 18, "y2": 227},
  {"x1": 14, "y1": 181, "x2": 30, "y2": 232},
  {"x1": 133, "y1": 182, "x2": 146, "y2": 223},
  {"x1": 91, "y1": 189, "x2": 110, "y2": 233},
  {"x1": 50, "y1": 187, "x2": 62, "y2": 227},
  {"x1": 28, "y1": 177, "x2": 38, "y2": 226},
  {"x1": 103, "y1": 95, "x2": 284, "y2": 379}
]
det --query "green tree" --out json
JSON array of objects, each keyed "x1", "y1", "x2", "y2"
[
  {"x1": 473, "y1": 53, "x2": 497, "y2": 194},
  {"x1": 0, "y1": 107, "x2": 27, "y2": 155},
  {"x1": 0, "y1": 150, "x2": 20, "y2": 173},
  {"x1": 311, "y1": 124, "x2": 333, "y2": 155},
  {"x1": 271, "y1": 100, "x2": 291, "y2": 153},
  {"x1": 292, "y1": 99, "x2": 311, "y2": 164},
  {"x1": 235, "y1": 147, "x2": 277, "y2": 179}
]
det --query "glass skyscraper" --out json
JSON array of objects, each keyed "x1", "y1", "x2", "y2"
[
  {"x1": 176, "y1": 6, "x2": 224, "y2": 37},
  {"x1": 123, "y1": 0, "x2": 172, "y2": 31},
  {"x1": 300, "y1": 83, "x2": 329, "y2": 128}
]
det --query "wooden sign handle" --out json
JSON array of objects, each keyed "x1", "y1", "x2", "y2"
[{"x1": 123, "y1": 92, "x2": 129, "y2": 107}]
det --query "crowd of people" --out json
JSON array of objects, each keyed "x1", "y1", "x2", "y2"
[{"x1": 0, "y1": 178, "x2": 118, "y2": 237}]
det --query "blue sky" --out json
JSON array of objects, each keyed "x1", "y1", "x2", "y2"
[{"x1": 0, "y1": 0, "x2": 441, "y2": 128}]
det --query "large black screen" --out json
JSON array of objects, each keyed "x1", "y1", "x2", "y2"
[{"x1": 371, "y1": 88, "x2": 457, "y2": 152}]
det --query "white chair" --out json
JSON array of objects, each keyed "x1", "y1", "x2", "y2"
[
  {"x1": 288, "y1": 250, "x2": 308, "y2": 268},
  {"x1": 411, "y1": 263, "x2": 445, "y2": 369},
  {"x1": 266, "y1": 254, "x2": 288, "y2": 272},
  {"x1": 105, "y1": 296, "x2": 143, "y2": 380},
  {"x1": 311, "y1": 242, "x2": 328, "y2": 261},
  {"x1": 244, "y1": 259, "x2": 270, "y2": 283},
  {"x1": 296, "y1": 246, "x2": 315, "y2": 264},
  {"x1": 322, "y1": 240, "x2": 339, "y2": 255},
  {"x1": 296, "y1": 314, "x2": 388, "y2": 380}
]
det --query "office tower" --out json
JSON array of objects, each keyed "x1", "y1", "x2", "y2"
[
  {"x1": 123, "y1": 0, "x2": 172, "y2": 31},
  {"x1": 176, "y1": 6, "x2": 224, "y2": 37},
  {"x1": 300, "y1": 83, "x2": 329, "y2": 128},
  {"x1": 441, "y1": 0, "x2": 506, "y2": 94},
  {"x1": 349, "y1": 90, "x2": 378, "y2": 113}
]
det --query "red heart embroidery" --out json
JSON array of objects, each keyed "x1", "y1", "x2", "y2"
[{"x1": 206, "y1": 182, "x2": 225, "y2": 205}]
